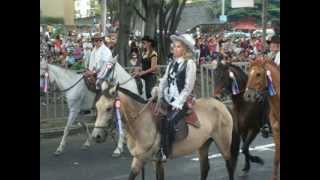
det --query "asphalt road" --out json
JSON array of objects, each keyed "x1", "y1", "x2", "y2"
[{"x1": 40, "y1": 132, "x2": 277, "y2": 180}]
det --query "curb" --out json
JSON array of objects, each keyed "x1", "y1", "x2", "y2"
[{"x1": 40, "y1": 123, "x2": 95, "y2": 139}]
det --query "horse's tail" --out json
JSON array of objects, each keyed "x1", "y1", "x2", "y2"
[{"x1": 227, "y1": 106, "x2": 240, "y2": 176}]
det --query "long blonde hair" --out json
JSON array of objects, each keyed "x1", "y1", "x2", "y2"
[{"x1": 177, "y1": 40, "x2": 193, "y2": 60}]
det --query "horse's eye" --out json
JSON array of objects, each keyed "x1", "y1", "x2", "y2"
[
  {"x1": 256, "y1": 73, "x2": 261, "y2": 77},
  {"x1": 106, "y1": 107, "x2": 112, "y2": 112}
]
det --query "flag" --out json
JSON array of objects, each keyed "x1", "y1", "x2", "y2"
[{"x1": 231, "y1": 0, "x2": 254, "y2": 8}]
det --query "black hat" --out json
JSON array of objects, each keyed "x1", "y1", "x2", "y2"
[{"x1": 142, "y1": 35, "x2": 156, "y2": 47}]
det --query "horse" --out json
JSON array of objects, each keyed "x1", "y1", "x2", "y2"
[
  {"x1": 243, "y1": 56, "x2": 280, "y2": 180},
  {"x1": 94, "y1": 59, "x2": 147, "y2": 156},
  {"x1": 92, "y1": 80, "x2": 239, "y2": 180},
  {"x1": 212, "y1": 61, "x2": 267, "y2": 176},
  {"x1": 40, "y1": 58, "x2": 130, "y2": 157}
]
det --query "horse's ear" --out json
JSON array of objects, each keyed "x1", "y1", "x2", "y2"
[
  {"x1": 115, "y1": 82, "x2": 120, "y2": 92},
  {"x1": 112, "y1": 55, "x2": 119, "y2": 63},
  {"x1": 108, "y1": 82, "x2": 119, "y2": 97}
]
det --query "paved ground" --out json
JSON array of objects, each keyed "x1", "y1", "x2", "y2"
[{"x1": 40, "y1": 132, "x2": 277, "y2": 180}]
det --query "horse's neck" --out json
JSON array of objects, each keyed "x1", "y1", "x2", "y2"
[
  {"x1": 266, "y1": 63, "x2": 280, "y2": 96},
  {"x1": 114, "y1": 63, "x2": 139, "y2": 95},
  {"x1": 48, "y1": 64, "x2": 82, "y2": 90},
  {"x1": 265, "y1": 63, "x2": 280, "y2": 113},
  {"x1": 119, "y1": 92, "x2": 155, "y2": 139}
]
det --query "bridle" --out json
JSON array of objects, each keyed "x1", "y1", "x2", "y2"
[
  {"x1": 246, "y1": 65, "x2": 270, "y2": 99},
  {"x1": 40, "y1": 64, "x2": 84, "y2": 93},
  {"x1": 106, "y1": 63, "x2": 136, "y2": 86}
]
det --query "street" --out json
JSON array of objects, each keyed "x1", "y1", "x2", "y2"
[{"x1": 40, "y1": 132, "x2": 276, "y2": 180}]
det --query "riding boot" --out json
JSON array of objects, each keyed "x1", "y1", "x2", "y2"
[
  {"x1": 156, "y1": 116, "x2": 168, "y2": 162},
  {"x1": 166, "y1": 110, "x2": 180, "y2": 158}
]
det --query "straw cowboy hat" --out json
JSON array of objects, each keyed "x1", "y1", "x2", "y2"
[
  {"x1": 170, "y1": 34, "x2": 195, "y2": 52},
  {"x1": 92, "y1": 32, "x2": 105, "y2": 40}
]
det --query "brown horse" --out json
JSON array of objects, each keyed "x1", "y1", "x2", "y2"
[
  {"x1": 212, "y1": 61, "x2": 268, "y2": 176},
  {"x1": 244, "y1": 56, "x2": 280, "y2": 180},
  {"x1": 92, "y1": 82, "x2": 239, "y2": 180}
]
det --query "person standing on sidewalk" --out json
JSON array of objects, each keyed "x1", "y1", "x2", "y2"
[{"x1": 133, "y1": 36, "x2": 158, "y2": 99}]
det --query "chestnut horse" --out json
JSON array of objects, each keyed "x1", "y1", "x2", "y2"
[
  {"x1": 244, "y1": 57, "x2": 280, "y2": 180},
  {"x1": 212, "y1": 61, "x2": 268, "y2": 176},
  {"x1": 92, "y1": 81, "x2": 239, "y2": 180}
]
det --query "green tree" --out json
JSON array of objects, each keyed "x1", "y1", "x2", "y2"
[{"x1": 89, "y1": 0, "x2": 102, "y2": 16}]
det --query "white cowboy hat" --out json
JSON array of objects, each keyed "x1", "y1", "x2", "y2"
[{"x1": 170, "y1": 34, "x2": 195, "y2": 52}]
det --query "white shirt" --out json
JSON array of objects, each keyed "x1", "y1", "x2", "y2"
[
  {"x1": 159, "y1": 57, "x2": 197, "y2": 109},
  {"x1": 88, "y1": 43, "x2": 112, "y2": 72},
  {"x1": 274, "y1": 51, "x2": 280, "y2": 66}
]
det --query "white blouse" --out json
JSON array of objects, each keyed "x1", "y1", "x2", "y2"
[{"x1": 159, "y1": 57, "x2": 197, "y2": 109}]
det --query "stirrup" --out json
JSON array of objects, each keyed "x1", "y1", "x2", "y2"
[
  {"x1": 154, "y1": 148, "x2": 167, "y2": 162},
  {"x1": 160, "y1": 148, "x2": 167, "y2": 162}
]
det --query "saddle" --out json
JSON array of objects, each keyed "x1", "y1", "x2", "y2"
[
  {"x1": 83, "y1": 71, "x2": 97, "y2": 93},
  {"x1": 151, "y1": 96, "x2": 200, "y2": 143}
]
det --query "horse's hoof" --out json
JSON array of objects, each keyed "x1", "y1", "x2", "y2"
[
  {"x1": 81, "y1": 144, "x2": 90, "y2": 150},
  {"x1": 53, "y1": 150, "x2": 62, "y2": 156},
  {"x1": 251, "y1": 156, "x2": 264, "y2": 165},
  {"x1": 112, "y1": 152, "x2": 121, "y2": 158},
  {"x1": 238, "y1": 170, "x2": 249, "y2": 177}
]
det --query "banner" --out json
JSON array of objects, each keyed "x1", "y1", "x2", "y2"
[{"x1": 231, "y1": 0, "x2": 254, "y2": 8}]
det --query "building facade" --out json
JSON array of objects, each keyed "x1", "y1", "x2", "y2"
[{"x1": 40, "y1": 0, "x2": 75, "y2": 26}]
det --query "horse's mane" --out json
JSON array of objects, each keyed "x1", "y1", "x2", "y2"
[{"x1": 48, "y1": 64, "x2": 81, "y2": 81}]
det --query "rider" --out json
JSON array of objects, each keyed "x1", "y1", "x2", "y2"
[
  {"x1": 84, "y1": 32, "x2": 113, "y2": 89},
  {"x1": 156, "y1": 34, "x2": 197, "y2": 161},
  {"x1": 268, "y1": 35, "x2": 280, "y2": 67}
]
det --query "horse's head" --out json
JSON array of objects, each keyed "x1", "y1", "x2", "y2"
[
  {"x1": 212, "y1": 61, "x2": 231, "y2": 100},
  {"x1": 213, "y1": 61, "x2": 247, "y2": 100},
  {"x1": 92, "y1": 82, "x2": 119, "y2": 143},
  {"x1": 244, "y1": 56, "x2": 269, "y2": 102}
]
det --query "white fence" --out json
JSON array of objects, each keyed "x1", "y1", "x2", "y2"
[{"x1": 40, "y1": 63, "x2": 249, "y2": 121}]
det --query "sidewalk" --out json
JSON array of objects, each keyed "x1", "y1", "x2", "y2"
[{"x1": 40, "y1": 116, "x2": 95, "y2": 139}]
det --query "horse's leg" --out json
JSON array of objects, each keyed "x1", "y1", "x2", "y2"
[
  {"x1": 112, "y1": 131, "x2": 125, "y2": 157},
  {"x1": 128, "y1": 157, "x2": 145, "y2": 180},
  {"x1": 198, "y1": 139, "x2": 213, "y2": 180},
  {"x1": 79, "y1": 119, "x2": 92, "y2": 150},
  {"x1": 212, "y1": 129, "x2": 235, "y2": 180},
  {"x1": 240, "y1": 128, "x2": 263, "y2": 175},
  {"x1": 54, "y1": 110, "x2": 79, "y2": 155},
  {"x1": 270, "y1": 112, "x2": 280, "y2": 180},
  {"x1": 226, "y1": 127, "x2": 241, "y2": 180},
  {"x1": 153, "y1": 161, "x2": 164, "y2": 180},
  {"x1": 112, "y1": 116, "x2": 125, "y2": 157}
]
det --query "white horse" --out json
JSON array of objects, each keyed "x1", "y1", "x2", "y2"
[{"x1": 40, "y1": 58, "x2": 131, "y2": 156}]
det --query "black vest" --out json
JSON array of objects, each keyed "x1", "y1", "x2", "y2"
[
  {"x1": 141, "y1": 51, "x2": 157, "y2": 72},
  {"x1": 167, "y1": 61, "x2": 188, "y2": 93}
]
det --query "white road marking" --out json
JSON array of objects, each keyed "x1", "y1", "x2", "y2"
[{"x1": 191, "y1": 143, "x2": 275, "y2": 161}]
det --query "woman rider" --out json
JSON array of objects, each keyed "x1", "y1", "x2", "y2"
[{"x1": 156, "y1": 34, "x2": 197, "y2": 161}]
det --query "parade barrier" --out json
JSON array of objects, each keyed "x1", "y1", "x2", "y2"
[
  {"x1": 200, "y1": 62, "x2": 249, "y2": 98},
  {"x1": 40, "y1": 63, "x2": 249, "y2": 122}
]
